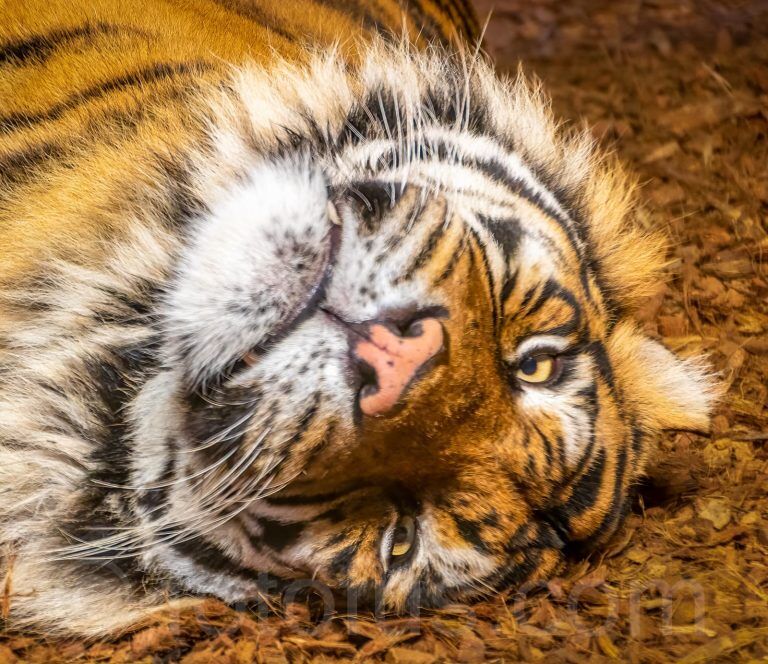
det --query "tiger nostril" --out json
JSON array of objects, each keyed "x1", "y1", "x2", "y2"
[
  {"x1": 355, "y1": 355, "x2": 378, "y2": 393},
  {"x1": 377, "y1": 306, "x2": 447, "y2": 337},
  {"x1": 402, "y1": 318, "x2": 426, "y2": 338}
]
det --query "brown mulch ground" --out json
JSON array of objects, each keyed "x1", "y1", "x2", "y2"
[{"x1": 2, "y1": 0, "x2": 767, "y2": 661}]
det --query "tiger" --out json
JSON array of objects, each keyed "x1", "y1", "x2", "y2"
[{"x1": 0, "y1": 0, "x2": 716, "y2": 637}]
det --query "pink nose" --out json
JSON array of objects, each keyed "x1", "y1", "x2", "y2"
[{"x1": 353, "y1": 318, "x2": 444, "y2": 417}]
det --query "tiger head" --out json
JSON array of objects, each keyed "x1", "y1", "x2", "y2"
[{"x1": 130, "y1": 43, "x2": 716, "y2": 611}]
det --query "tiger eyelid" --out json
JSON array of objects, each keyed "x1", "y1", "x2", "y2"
[{"x1": 512, "y1": 335, "x2": 571, "y2": 362}]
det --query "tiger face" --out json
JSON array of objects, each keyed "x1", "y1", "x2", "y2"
[{"x1": 120, "y1": 47, "x2": 716, "y2": 612}]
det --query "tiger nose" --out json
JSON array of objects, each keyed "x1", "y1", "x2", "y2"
[{"x1": 353, "y1": 317, "x2": 445, "y2": 417}]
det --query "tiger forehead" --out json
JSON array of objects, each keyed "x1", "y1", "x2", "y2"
[
  {"x1": 503, "y1": 284, "x2": 584, "y2": 347},
  {"x1": 497, "y1": 236, "x2": 594, "y2": 346},
  {"x1": 337, "y1": 179, "x2": 596, "y2": 332}
]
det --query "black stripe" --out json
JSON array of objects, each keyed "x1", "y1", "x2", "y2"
[
  {"x1": 446, "y1": 154, "x2": 596, "y2": 318},
  {"x1": 467, "y1": 227, "x2": 498, "y2": 329},
  {"x1": 399, "y1": 204, "x2": 449, "y2": 279},
  {"x1": 519, "y1": 280, "x2": 583, "y2": 337},
  {"x1": 420, "y1": 93, "x2": 491, "y2": 137},
  {"x1": 494, "y1": 547, "x2": 544, "y2": 590},
  {"x1": 432, "y1": 233, "x2": 467, "y2": 285},
  {"x1": 0, "y1": 142, "x2": 65, "y2": 186},
  {"x1": 523, "y1": 455, "x2": 536, "y2": 482},
  {"x1": 559, "y1": 448, "x2": 607, "y2": 519},
  {"x1": 152, "y1": 150, "x2": 208, "y2": 228},
  {"x1": 403, "y1": 0, "x2": 449, "y2": 43},
  {"x1": 0, "y1": 23, "x2": 132, "y2": 67},
  {"x1": 329, "y1": 542, "x2": 357, "y2": 577},
  {"x1": 310, "y1": 0, "x2": 391, "y2": 35},
  {"x1": 452, "y1": 513, "x2": 491, "y2": 553},
  {"x1": 530, "y1": 284, "x2": 582, "y2": 337},
  {"x1": 564, "y1": 386, "x2": 598, "y2": 482},
  {"x1": 335, "y1": 90, "x2": 493, "y2": 156},
  {"x1": 208, "y1": 0, "x2": 297, "y2": 42},
  {"x1": 553, "y1": 432, "x2": 566, "y2": 471},
  {"x1": 500, "y1": 267, "x2": 519, "y2": 305},
  {"x1": 86, "y1": 338, "x2": 161, "y2": 489},
  {"x1": 519, "y1": 284, "x2": 540, "y2": 312},
  {"x1": 429, "y1": 0, "x2": 461, "y2": 35},
  {"x1": 92, "y1": 280, "x2": 161, "y2": 327},
  {"x1": 0, "y1": 61, "x2": 208, "y2": 133},
  {"x1": 449, "y1": 0, "x2": 481, "y2": 40},
  {"x1": 256, "y1": 518, "x2": 306, "y2": 551},
  {"x1": 183, "y1": 386, "x2": 259, "y2": 463},
  {"x1": 265, "y1": 488, "x2": 349, "y2": 507},
  {"x1": 586, "y1": 340, "x2": 617, "y2": 394},
  {"x1": 172, "y1": 534, "x2": 281, "y2": 587},
  {"x1": 591, "y1": 443, "x2": 629, "y2": 544},
  {"x1": 470, "y1": 155, "x2": 586, "y2": 260},
  {"x1": 538, "y1": 318, "x2": 581, "y2": 338},
  {"x1": 431, "y1": 0, "x2": 475, "y2": 42},
  {"x1": 341, "y1": 179, "x2": 408, "y2": 236},
  {"x1": 0, "y1": 87, "x2": 193, "y2": 187},
  {"x1": 477, "y1": 214, "x2": 522, "y2": 257},
  {"x1": 523, "y1": 279, "x2": 560, "y2": 317},
  {"x1": 530, "y1": 421, "x2": 553, "y2": 467}
]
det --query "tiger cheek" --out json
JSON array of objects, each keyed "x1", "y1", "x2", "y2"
[{"x1": 557, "y1": 382, "x2": 630, "y2": 542}]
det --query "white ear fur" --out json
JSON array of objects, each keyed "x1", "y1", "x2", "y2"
[{"x1": 607, "y1": 322, "x2": 719, "y2": 432}]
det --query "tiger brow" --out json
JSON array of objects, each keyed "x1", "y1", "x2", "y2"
[{"x1": 504, "y1": 276, "x2": 582, "y2": 338}]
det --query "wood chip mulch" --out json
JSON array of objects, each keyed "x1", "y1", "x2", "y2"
[{"x1": 1, "y1": 0, "x2": 766, "y2": 661}]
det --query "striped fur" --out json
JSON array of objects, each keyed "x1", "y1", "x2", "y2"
[{"x1": 0, "y1": 0, "x2": 715, "y2": 636}]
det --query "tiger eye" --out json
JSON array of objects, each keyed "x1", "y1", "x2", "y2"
[
  {"x1": 516, "y1": 354, "x2": 556, "y2": 384},
  {"x1": 390, "y1": 515, "x2": 416, "y2": 560}
]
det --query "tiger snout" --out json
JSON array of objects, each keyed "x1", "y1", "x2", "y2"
[{"x1": 351, "y1": 316, "x2": 446, "y2": 417}]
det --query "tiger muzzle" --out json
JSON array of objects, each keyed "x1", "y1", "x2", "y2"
[{"x1": 352, "y1": 316, "x2": 445, "y2": 417}]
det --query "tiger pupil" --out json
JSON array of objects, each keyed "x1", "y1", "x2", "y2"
[{"x1": 520, "y1": 357, "x2": 538, "y2": 375}]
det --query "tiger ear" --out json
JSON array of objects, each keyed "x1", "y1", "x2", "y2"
[{"x1": 606, "y1": 322, "x2": 720, "y2": 432}]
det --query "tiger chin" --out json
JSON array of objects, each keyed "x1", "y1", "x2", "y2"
[{"x1": 0, "y1": 15, "x2": 717, "y2": 639}]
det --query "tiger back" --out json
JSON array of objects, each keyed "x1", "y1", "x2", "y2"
[{"x1": 0, "y1": 1, "x2": 475, "y2": 279}]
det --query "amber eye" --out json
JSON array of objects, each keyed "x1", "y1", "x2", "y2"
[
  {"x1": 390, "y1": 515, "x2": 417, "y2": 561},
  {"x1": 516, "y1": 354, "x2": 557, "y2": 384}
]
